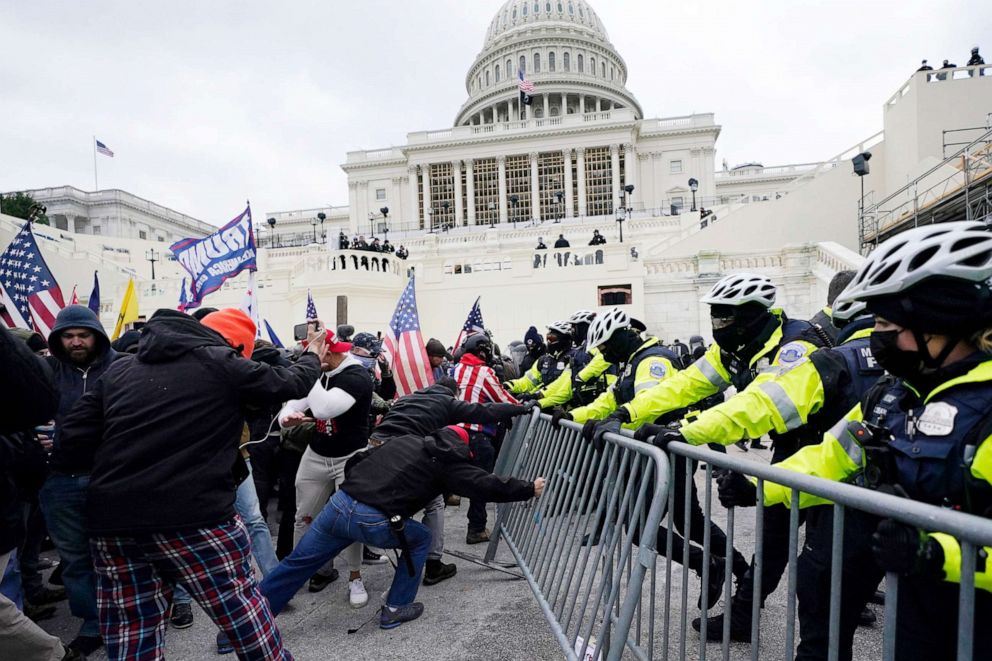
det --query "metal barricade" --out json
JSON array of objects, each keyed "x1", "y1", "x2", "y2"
[{"x1": 485, "y1": 410, "x2": 671, "y2": 660}]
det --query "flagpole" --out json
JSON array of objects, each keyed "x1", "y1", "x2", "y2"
[{"x1": 92, "y1": 136, "x2": 98, "y2": 190}]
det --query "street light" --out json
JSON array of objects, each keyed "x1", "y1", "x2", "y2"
[
  {"x1": 853, "y1": 151, "x2": 872, "y2": 242},
  {"x1": 380, "y1": 207, "x2": 389, "y2": 243},
  {"x1": 426, "y1": 209, "x2": 435, "y2": 234},
  {"x1": 145, "y1": 248, "x2": 159, "y2": 280},
  {"x1": 688, "y1": 178, "x2": 699, "y2": 212},
  {"x1": 310, "y1": 217, "x2": 318, "y2": 244},
  {"x1": 267, "y1": 217, "x2": 277, "y2": 247},
  {"x1": 615, "y1": 184, "x2": 634, "y2": 243},
  {"x1": 554, "y1": 190, "x2": 564, "y2": 223},
  {"x1": 487, "y1": 201, "x2": 496, "y2": 228},
  {"x1": 317, "y1": 212, "x2": 326, "y2": 244},
  {"x1": 441, "y1": 201, "x2": 450, "y2": 232},
  {"x1": 509, "y1": 194, "x2": 519, "y2": 228}
]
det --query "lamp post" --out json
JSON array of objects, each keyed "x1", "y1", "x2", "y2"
[
  {"x1": 554, "y1": 191, "x2": 564, "y2": 223},
  {"x1": 441, "y1": 201, "x2": 450, "y2": 232},
  {"x1": 310, "y1": 217, "x2": 318, "y2": 244},
  {"x1": 145, "y1": 248, "x2": 159, "y2": 280},
  {"x1": 379, "y1": 206, "x2": 389, "y2": 243},
  {"x1": 688, "y1": 178, "x2": 699, "y2": 212},
  {"x1": 487, "y1": 202, "x2": 496, "y2": 228},
  {"x1": 317, "y1": 212, "x2": 326, "y2": 243},
  {"x1": 267, "y1": 217, "x2": 277, "y2": 247},
  {"x1": 852, "y1": 151, "x2": 872, "y2": 244},
  {"x1": 427, "y1": 209, "x2": 435, "y2": 234},
  {"x1": 614, "y1": 184, "x2": 634, "y2": 243},
  {"x1": 509, "y1": 194, "x2": 519, "y2": 228}
]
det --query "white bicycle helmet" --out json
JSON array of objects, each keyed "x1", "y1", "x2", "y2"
[
  {"x1": 569, "y1": 309, "x2": 597, "y2": 324},
  {"x1": 586, "y1": 308, "x2": 630, "y2": 349},
  {"x1": 547, "y1": 320, "x2": 573, "y2": 336},
  {"x1": 830, "y1": 298, "x2": 868, "y2": 324},
  {"x1": 700, "y1": 273, "x2": 777, "y2": 308},
  {"x1": 837, "y1": 221, "x2": 992, "y2": 303}
]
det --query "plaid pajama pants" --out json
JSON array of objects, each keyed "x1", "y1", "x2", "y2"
[{"x1": 91, "y1": 517, "x2": 292, "y2": 661}]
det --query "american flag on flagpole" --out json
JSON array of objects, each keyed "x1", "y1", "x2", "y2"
[
  {"x1": 0, "y1": 221, "x2": 65, "y2": 335},
  {"x1": 95, "y1": 139, "x2": 114, "y2": 157},
  {"x1": 383, "y1": 276, "x2": 434, "y2": 397},
  {"x1": 306, "y1": 289, "x2": 318, "y2": 321},
  {"x1": 518, "y1": 68, "x2": 536, "y2": 94},
  {"x1": 454, "y1": 296, "x2": 485, "y2": 350}
]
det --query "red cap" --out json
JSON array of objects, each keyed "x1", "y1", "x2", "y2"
[
  {"x1": 325, "y1": 329, "x2": 353, "y2": 353},
  {"x1": 201, "y1": 309, "x2": 256, "y2": 359},
  {"x1": 445, "y1": 425, "x2": 470, "y2": 445}
]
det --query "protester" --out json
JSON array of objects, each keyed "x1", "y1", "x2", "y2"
[
  {"x1": 278, "y1": 329, "x2": 374, "y2": 606},
  {"x1": 520, "y1": 326, "x2": 545, "y2": 373},
  {"x1": 38, "y1": 305, "x2": 118, "y2": 657},
  {"x1": 56, "y1": 308, "x2": 324, "y2": 661},
  {"x1": 260, "y1": 425, "x2": 544, "y2": 629},
  {"x1": 425, "y1": 337, "x2": 453, "y2": 382}
]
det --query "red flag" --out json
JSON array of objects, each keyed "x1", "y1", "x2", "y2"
[{"x1": 70, "y1": 285, "x2": 79, "y2": 305}]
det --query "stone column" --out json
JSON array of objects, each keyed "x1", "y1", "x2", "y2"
[
  {"x1": 421, "y1": 164, "x2": 433, "y2": 231},
  {"x1": 610, "y1": 144, "x2": 621, "y2": 212},
  {"x1": 529, "y1": 151, "x2": 541, "y2": 222},
  {"x1": 497, "y1": 155, "x2": 508, "y2": 225},
  {"x1": 596, "y1": 97, "x2": 602, "y2": 112},
  {"x1": 560, "y1": 92, "x2": 567, "y2": 115},
  {"x1": 406, "y1": 166, "x2": 418, "y2": 230},
  {"x1": 562, "y1": 149, "x2": 574, "y2": 219},
  {"x1": 576, "y1": 148, "x2": 587, "y2": 217},
  {"x1": 465, "y1": 158, "x2": 476, "y2": 225},
  {"x1": 543, "y1": 94, "x2": 550, "y2": 119},
  {"x1": 579, "y1": 95, "x2": 585, "y2": 114},
  {"x1": 357, "y1": 181, "x2": 369, "y2": 236},
  {"x1": 623, "y1": 143, "x2": 636, "y2": 197},
  {"x1": 452, "y1": 160, "x2": 463, "y2": 227}
]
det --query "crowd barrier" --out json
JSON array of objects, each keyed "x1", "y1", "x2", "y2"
[{"x1": 483, "y1": 411, "x2": 992, "y2": 661}]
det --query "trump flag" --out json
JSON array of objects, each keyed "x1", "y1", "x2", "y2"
[{"x1": 170, "y1": 205, "x2": 257, "y2": 308}]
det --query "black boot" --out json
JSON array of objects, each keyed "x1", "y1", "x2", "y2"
[
  {"x1": 423, "y1": 559, "x2": 457, "y2": 585},
  {"x1": 692, "y1": 596, "x2": 753, "y2": 642},
  {"x1": 697, "y1": 556, "x2": 726, "y2": 610}
]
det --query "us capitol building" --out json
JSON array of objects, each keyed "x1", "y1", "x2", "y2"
[{"x1": 5, "y1": 0, "x2": 991, "y2": 344}]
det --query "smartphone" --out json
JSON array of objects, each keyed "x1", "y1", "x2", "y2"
[{"x1": 293, "y1": 323, "x2": 309, "y2": 341}]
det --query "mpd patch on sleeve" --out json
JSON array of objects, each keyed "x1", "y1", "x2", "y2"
[
  {"x1": 649, "y1": 362, "x2": 668, "y2": 379},
  {"x1": 776, "y1": 342, "x2": 808, "y2": 366}
]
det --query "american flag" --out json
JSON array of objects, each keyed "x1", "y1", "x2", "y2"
[
  {"x1": 383, "y1": 276, "x2": 434, "y2": 397},
  {"x1": 306, "y1": 289, "x2": 318, "y2": 321},
  {"x1": 454, "y1": 296, "x2": 485, "y2": 350},
  {"x1": 95, "y1": 139, "x2": 114, "y2": 157},
  {"x1": 0, "y1": 222, "x2": 65, "y2": 335},
  {"x1": 518, "y1": 68, "x2": 535, "y2": 94}
]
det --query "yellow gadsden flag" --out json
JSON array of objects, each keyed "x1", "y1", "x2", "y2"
[{"x1": 111, "y1": 278, "x2": 139, "y2": 340}]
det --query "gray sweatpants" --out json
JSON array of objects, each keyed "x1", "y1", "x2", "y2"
[{"x1": 294, "y1": 446, "x2": 362, "y2": 574}]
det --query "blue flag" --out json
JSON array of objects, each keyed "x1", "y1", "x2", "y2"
[
  {"x1": 170, "y1": 205, "x2": 256, "y2": 308},
  {"x1": 178, "y1": 277, "x2": 188, "y2": 311},
  {"x1": 87, "y1": 271, "x2": 100, "y2": 314},
  {"x1": 264, "y1": 319, "x2": 284, "y2": 348}
]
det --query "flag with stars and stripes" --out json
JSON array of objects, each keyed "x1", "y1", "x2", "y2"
[
  {"x1": 518, "y1": 68, "x2": 535, "y2": 106},
  {"x1": 383, "y1": 276, "x2": 433, "y2": 397},
  {"x1": 306, "y1": 289, "x2": 318, "y2": 321},
  {"x1": 454, "y1": 296, "x2": 485, "y2": 350},
  {"x1": 0, "y1": 221, "x2": 65, "y2": 335}
]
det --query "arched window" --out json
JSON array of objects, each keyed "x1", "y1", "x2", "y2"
[
  {"x1": 485, "y1": 70, "x2": 490, "y2": 86},
  {"x1": 534, "y1": 1, "x2": 539, "y2": 12},
  {"x1": 568, "y1": 3, "x2": 574, "y2": 15},
  {"x1": 507, "y1": 59, "x2": 512, "y2": 77},
  {"x1": 610, "y1": 66, "x2": 615, "y2": 80},
  {"x1": 512, "y1": 7, "x2": 517, "y2": 19},
  {"x1": 601, "y1": 61, "x2": 606, "y2": 77},
  {"x1": 577, "y1": 53, "x2": 584, "y2": 72},
  {"x1": 519, "y1": 55, "x2": 526, "y2": 74},
  {"x1": 522, "y1": 2, "x2": 528, "y2": 15},
  {"x1": 589, "y1": 56, "x2": 595, "y2": 75},
  {"x1": 495, "y1": 64, "x2": 501, "y2": 82},
  {"x1": 563, "y1": 52, "x2": 570, "y2": 71},
  {"x1": 534, "y1": 52, "x2": 541, "y2": 72},
  {"x1": 546, "y1": 2, "x2": 552, "y2": 12},
  {"x1": 549, "y1": 52, "x2": 556, "y2": 72}
]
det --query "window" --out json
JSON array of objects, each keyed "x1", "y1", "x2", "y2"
[
  {"x1": 522, "y1": 2, "x2": 527, "y2": 15},
  {"x1": 546, "y1": 2, "x2": 552, "y2": 12},
  {"x1": 375, "y1": 188, "x2": 386, "y2": 201},
  {"x1": 670, "y1": 159, "x2": 683, "y2": 174},
  {"x1": 519, "y1": 55, "x2": 526, "y2": 74},
  {"x1": 598, "y1": 284, "x2": 632, "y2": 306},
  {"x1": 534, "y1": 52, "x2": 541, "y2": 72},
  {"x1": 92, "y1": 226, "x2": 101, "y2": 235},
  {"x1": 495, "y1": 64, "x2": 500, "y2": 82},
  {"x1": 601, "y1": 61, "x2": 606, "y2": 77},
  {"x1": 578, "y1": 53, "x2": 584, "y2": 72},
  {"x1": 506, "y1": 59, "x2": 512, "y2": 77},
  {"x1": 563, "y1": 52, "x2": 570, "y2": 71},
  {"x1": 138, "y1": 230, "x2": 147, "y2": 240},
  {"x1": 549, "y1": 52, "x2": 555, "y2": 72},
  {"x1": 611, "y1": 66, "x2": 615, "y2": 80},
  {"x1": 568, "y1": 2, "x2": 574, "y2": 15},
  {"x1": 589, "y1": 56, "x2": 595, "y2": 75},
  {"x1": 533, "y1": 1, "x2": 539, "y2": 12},
  {"x1": 485, "y1": 70, "x2": 490, "y2": 86},
  {"x1": 672, "y1": 196, "x2": 684, "y2": 211}
]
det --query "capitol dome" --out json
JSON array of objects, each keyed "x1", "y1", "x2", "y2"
[{"x1": 454, "y1": 0, "x2": 642, "y2": 126}]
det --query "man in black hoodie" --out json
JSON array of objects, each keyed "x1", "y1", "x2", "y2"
[
  {"x1": 38, "y1": 304, "x2": 117, "y2": 656},
  {"x1": 57, "y1": 308, "x2": 323, "y2": 661},
  {"x1": 260, "y1": 425, "x2": 543, "y2": 630},
  {"x1": 371, "y1": 378, "x2": 531, "y2": 584}
]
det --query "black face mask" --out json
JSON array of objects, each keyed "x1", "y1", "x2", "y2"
[
  {"x1": 870, "y1": 330, "x2": 923, "y2": 381},
  {"x1": 711, "y1": 311, "x2": 773, "y2": 355}
]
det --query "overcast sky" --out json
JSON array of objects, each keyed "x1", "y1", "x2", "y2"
[{"x1": 1, "y1": 0, "x2": 989, "y2": 226}]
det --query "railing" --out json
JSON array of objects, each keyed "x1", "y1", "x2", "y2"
[
  {"x1": 885, "y1": 64, "x2": 992, "y2": 110},
  {"x1": 530, "y1": 248, "x2": 608, "y2": 269},
  {"x1": 488, "y1": 412, "x2": 992, "y2": 660},
  {"x1": 289, "y1": 249, "x2": 403, "y2": 280},
  {"x1": 714, "y1": 162, "x2": 825, "y2": 180},
  {"x1": 406, "y1": 108, "x2": 640, "y2": 145}
]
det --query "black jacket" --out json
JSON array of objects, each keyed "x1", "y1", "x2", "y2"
[
  {"x1": 371, "y1": 382, "x2": 526, "y2": 441},
  {"x1": 57, "y1": 310, "x2": 321, "y2": 535},
  {"x1": 342, "y1": 428, "x2": 534, "y2": 518}
]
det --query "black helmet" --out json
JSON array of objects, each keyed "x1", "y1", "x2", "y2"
[{"x1": 462, "y1": 333, "x2": 493, "y2": 362}]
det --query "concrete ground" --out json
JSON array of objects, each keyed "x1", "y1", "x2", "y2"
[{"x1": 33, "y1": 445, "x2": 886, "y2": 660}]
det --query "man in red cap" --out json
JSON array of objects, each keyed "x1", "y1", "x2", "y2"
[
  {"x1": 260, "y1": 425, "x2": 544, "y2": 629},
  {"x1": 277, "y1": 328, "x2": 375, "y2": 607},
  {"x1": 57, "y1": 308, "x2": 324, "y2": 661}
]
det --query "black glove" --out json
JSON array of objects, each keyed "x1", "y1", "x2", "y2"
[
  {"x1": 551, "y1": 407, "x2": 572, "y2": 429},
  {"x1": 633, "y1": 423, "x2": 666, "y2": 444},
  {"x1": 717, "y1": 471, "x2": 758, "y2": 508},
  {"x1": 653, "y1": 430, "x2": 685, "y2": 452},
  {"x1": 517, "y1": 393, "x2": 539, "y2": 403},
  {"x1": 582, "y1": 416, "x2": 623, "y2": 452},
  {"x1": 489, "y1": 403, "x2": 533, "y2": 418},
  {"x1": 871, "y1": 519, "x2": 944, "y2": 578}
]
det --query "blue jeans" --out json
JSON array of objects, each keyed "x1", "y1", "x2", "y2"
[
  {"x1": 1, "y1": 548, "x2": 23, "y2": 608},
  {"x1": 40, "y1": 472, "x2": 100, "y2": 637},
  {"x1": 261, "y1": 490, "x2": 431, "y2": 614},
  {"x1": 175, "y1": 461, "x2": 278, "y2": 605}
]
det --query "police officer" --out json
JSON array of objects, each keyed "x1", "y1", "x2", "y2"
[
  {"x1": 722, "y1": 222, "x2": 992, "y2": 660},
  {"x1": 505, "y1": 321, "x2": 574, "y2": 399},
  {"x1": 596, "y1": 273, "x2": 827, "y2": 629},
  {"x1": 809, "y1": 270, "x2": 857, "y2": 345},
  {"x1": 538, "y1": 310, "x2": 615, "y2": 410},
  {"x1": 647, "y1": 296, "x2": 881, "y2": 649}
]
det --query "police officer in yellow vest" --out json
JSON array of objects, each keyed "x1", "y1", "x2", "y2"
[
  {"x1": 720, "y1": 222, "x2": 992, "y2": 661},
  {"x1": 536, "y1": 310, "x2": 614, "y2": 410}
]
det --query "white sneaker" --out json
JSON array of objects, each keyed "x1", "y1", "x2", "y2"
[{"x1": 349, "y1": 578, "x2": 369, "y2": 608}]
